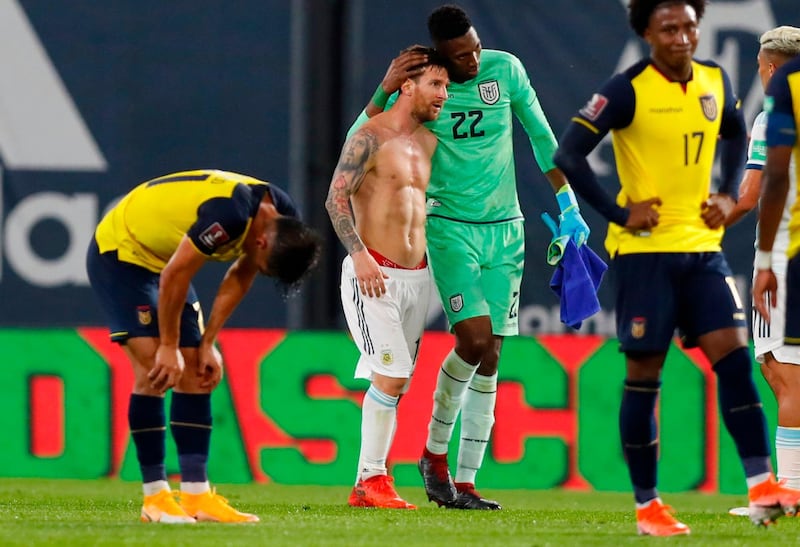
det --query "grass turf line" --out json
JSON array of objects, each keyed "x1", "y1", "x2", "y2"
[{"x1": 1, "y1": 478, "x2": 799, "y2": 546}]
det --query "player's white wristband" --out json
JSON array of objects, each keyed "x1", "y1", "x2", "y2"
[{"x1": 754, "y1": 250, "x2": 772, "y2": 270}]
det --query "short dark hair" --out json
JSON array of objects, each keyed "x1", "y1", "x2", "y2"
[
  {"x1": 428, "y1": 4, "x2": 472, "y2": 43},
  {"x1": 267, "y1": 216, "x2": 322, "y2": 293},
  {"x1": 628, "y1": 0, "x2": 707, "y2": 37},
  {"x1": 400, "y1": 44, "x2": 450, "y2": 77}
]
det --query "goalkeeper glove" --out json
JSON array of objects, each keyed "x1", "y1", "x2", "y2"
[
  {"x1": 556, "y1": 184, "x2": 590, "y2": 247},
  {"x1": 541, "y1": 212, "x2": 570, "y2": 266}
]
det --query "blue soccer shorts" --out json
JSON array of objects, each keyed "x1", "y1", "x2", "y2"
[
  {"x1": 86, "y1": 237, "x2": 204, "y2": 346},
  {"x1": 612, "y1": 251, "x2": 746, "y2": 353}
]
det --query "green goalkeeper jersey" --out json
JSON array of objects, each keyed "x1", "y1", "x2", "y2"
[{"x1": 425, "y1": 49, "x2": 559, "y2": 223}]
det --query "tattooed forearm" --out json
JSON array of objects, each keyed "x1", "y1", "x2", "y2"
[
  {"x1": 326, "y1": 174, "x2": 364, "y2": 253},
  {"x1": 325, "y1": 129, "x2": 379, "y2": 254}
]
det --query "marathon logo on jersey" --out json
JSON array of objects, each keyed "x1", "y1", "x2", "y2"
[
  {"x1": 579, "y1": 94, "x2": 609, "y2": 121},
  {"x1": 699, "y1": 95, "x2": 717, "y2": 121},
  {"x1": 198, "y1": 222, "x2": 230, "y2": 249},
  {"x1": 478, "y1": 80, "x2": 500, "y2": 105},
  {"x1": 137, "y1": 305, "x2": 152, "y2": 326},
  {"x1": 631, "y1": 317, "x2": 646, "y2": 339},
  {"x1": 449, "y1": 293, "x2": 464, "y2": 313}
]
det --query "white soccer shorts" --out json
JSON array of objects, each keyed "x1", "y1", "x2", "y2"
[
  {"x1": 340, "y1": 254, "x2": 433, "y2": 389},
  {"x1": 752, "y1": 269, "x2": 800, "y2": 365}
]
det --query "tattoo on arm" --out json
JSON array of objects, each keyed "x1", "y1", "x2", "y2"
[{"x1": 325, "y1": 130, "x2": 379, "y2": 254}]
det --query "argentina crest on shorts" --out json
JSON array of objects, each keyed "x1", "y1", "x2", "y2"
[
  {"x1": 699, "y1": 94, "x2": 717, "y2": 121},
  {"x1": 449, "y1": 293, "x2": 464, "y2": 313},
  {"x1": 478, "y1": 80, "x2": 500, "y2": 105}
]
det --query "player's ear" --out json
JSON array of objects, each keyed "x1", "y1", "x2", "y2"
[{"x1": 401, "y1": 78, "x2": 414, "y2": 96}]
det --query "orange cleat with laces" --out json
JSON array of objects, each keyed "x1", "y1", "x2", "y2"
[
  {"x1": 179, "y1": 488, "x2": 259, "y2": 523},
  {"x1": 348, "y1": 475, "x2": 416, "y2": 509},
  {"x1": 748, "y1": 475, "x2": 800, "y2": 526},
  {"x1": 635, "y1": 499, "x2": 690, "y2": 536},
  {"x1": 140, "y1": 489, "x2": 196, "y2": 524}
]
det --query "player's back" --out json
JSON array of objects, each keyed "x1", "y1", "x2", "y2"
[{"x1": 96, "y1": 170, "x2": 265, "y2": 271}]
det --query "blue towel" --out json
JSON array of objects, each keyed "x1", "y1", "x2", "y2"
[{"x1": 549, "y1": 240, "x2": 607, "y2": 329}]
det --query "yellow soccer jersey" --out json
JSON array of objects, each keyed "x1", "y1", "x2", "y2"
[
  {"x1": 765, "y1": 56, "x2": 800, "y2": 258},
  {"x1": 94, "y1": 169, "x2": 296, "y2": 272},
  {"x1": 565, "y1": 59, "x2": 743, "y2": 256}
]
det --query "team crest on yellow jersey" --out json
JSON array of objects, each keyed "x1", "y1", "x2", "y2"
[
  {"x1": 699, "y1": 95, "x2": 717, "y2": 121},
  {"x1": 478, "y1": 80, "x2": 500, "y2": 105},
  {"x1": 631, "y1": 317, "x2": 646, "y2": 339},
  {"x1": 137, "y1": 305, "x2": 152, "y2": 326}
]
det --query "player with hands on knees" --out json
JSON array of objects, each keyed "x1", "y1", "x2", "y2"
[{"x1": 87, "y1": 169, "x2": 321, "y2": 524}]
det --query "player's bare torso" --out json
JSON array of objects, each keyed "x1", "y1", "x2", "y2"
[{"x1": 351, "y1": 123, "x2": 436, "y2": 268}]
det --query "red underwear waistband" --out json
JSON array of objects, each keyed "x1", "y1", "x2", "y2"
[{"x1": 368, "y1": 248, "x2": 427, "y2": 270}]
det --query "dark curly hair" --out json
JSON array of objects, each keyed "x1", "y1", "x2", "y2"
[
  {"x1": 628, "y1": 0, "x2": 707, "y2": 37},
  {"x1": 428, "y1": 4, "x2": 472, "y2": 43},
  {"x1": 267, "y1": 216, "x2": 322, "y2": 295}
]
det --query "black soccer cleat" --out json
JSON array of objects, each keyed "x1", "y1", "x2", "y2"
[
  {"x1": 418, "y1": 452, "x2": 457, "y2": 507},
  {"x1": 449, "y1": 483, "x2": 502, "y2": 510}
]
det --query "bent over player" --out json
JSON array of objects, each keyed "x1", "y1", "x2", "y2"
[
  {"x1": 555, "y1": 0, "x2": 800, "y2": 535},
  {"x1": 327, "y1": 46, "x2": 449, "y2": 509},
  {"x1": 87, "y1": 169, "x2": 321, "y2": 523}
]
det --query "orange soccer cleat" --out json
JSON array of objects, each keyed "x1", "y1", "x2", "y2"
[
  {"x1": 635, "y1": 499, "x2": 690, "y2": 537},
  {"x1": 140, "y1": 489, "x2": 196, "y2": 524},
  {"x1": 748, "y1": 475, "x2": 800, "y2": 526},
  {"x1": 179, "y1": 488, "x2": 259, "y2": 523},
  {"x1": 348, "y1": 475, "x2": 416, "y2": 509}
]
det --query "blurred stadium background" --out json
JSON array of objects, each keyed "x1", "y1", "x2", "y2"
[{"x1": 2, "y1": 0, "x2": 799, "y2": 491}]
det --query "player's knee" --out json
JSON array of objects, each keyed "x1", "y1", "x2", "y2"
[
  {"x1": 715, "y1": 347, "x2": 761, "y2": 410},
  {"x1": 712, "y1": 346, "x2": 753, "y2": 380},
  {"x1": 459, "y1": 339, "x2": 495, "y2": 366},
  {"x1": 372, "y1": 375, "x2": 406, "y2": 398}
]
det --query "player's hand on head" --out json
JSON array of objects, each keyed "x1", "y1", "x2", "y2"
[
  {"x1": 352, "y1": 249, "x2": 389, "y2": 298},
  {"x1": 752, "y1": 269, "x2": 778, "y2": 324},
  {"x1": 150, "y1": 345, "x2": 185, "y2": 393},
  {"x1": 198, "y1": 343, "x2": 224, "y2": 389},
  {"x1": 701, "y1": 194, "x2": 735, "y2": 229},
  {"x1": 382, "y1": 46, "x2": 429, "y2": 93},
  {"x1": 625, "y1": 197, "x2": 662, "y2": 231}
]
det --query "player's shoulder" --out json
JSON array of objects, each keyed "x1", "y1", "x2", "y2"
[
  {"x1": 481, "y1": 49, "x2": 524, "y2": 70},
  {"x1": 349, "y1": 118, "x2": 383, "y2": 142},
  {"x1": 693, "y1": 57, "x2": 722, "y2": 70},
  {"x1": 620, "y1": 59, "x2": 651, "y2": 82},
  {"x1": 692, "y1": 57, "x2": 731, "y2": 81},
  {"x1": 482, "y1": 49, "x2": 517, "y2": 62}
]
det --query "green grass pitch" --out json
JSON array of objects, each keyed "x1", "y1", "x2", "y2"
[{"x1": 2, "y1": 478, "x2": 800, "y2": 545}]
